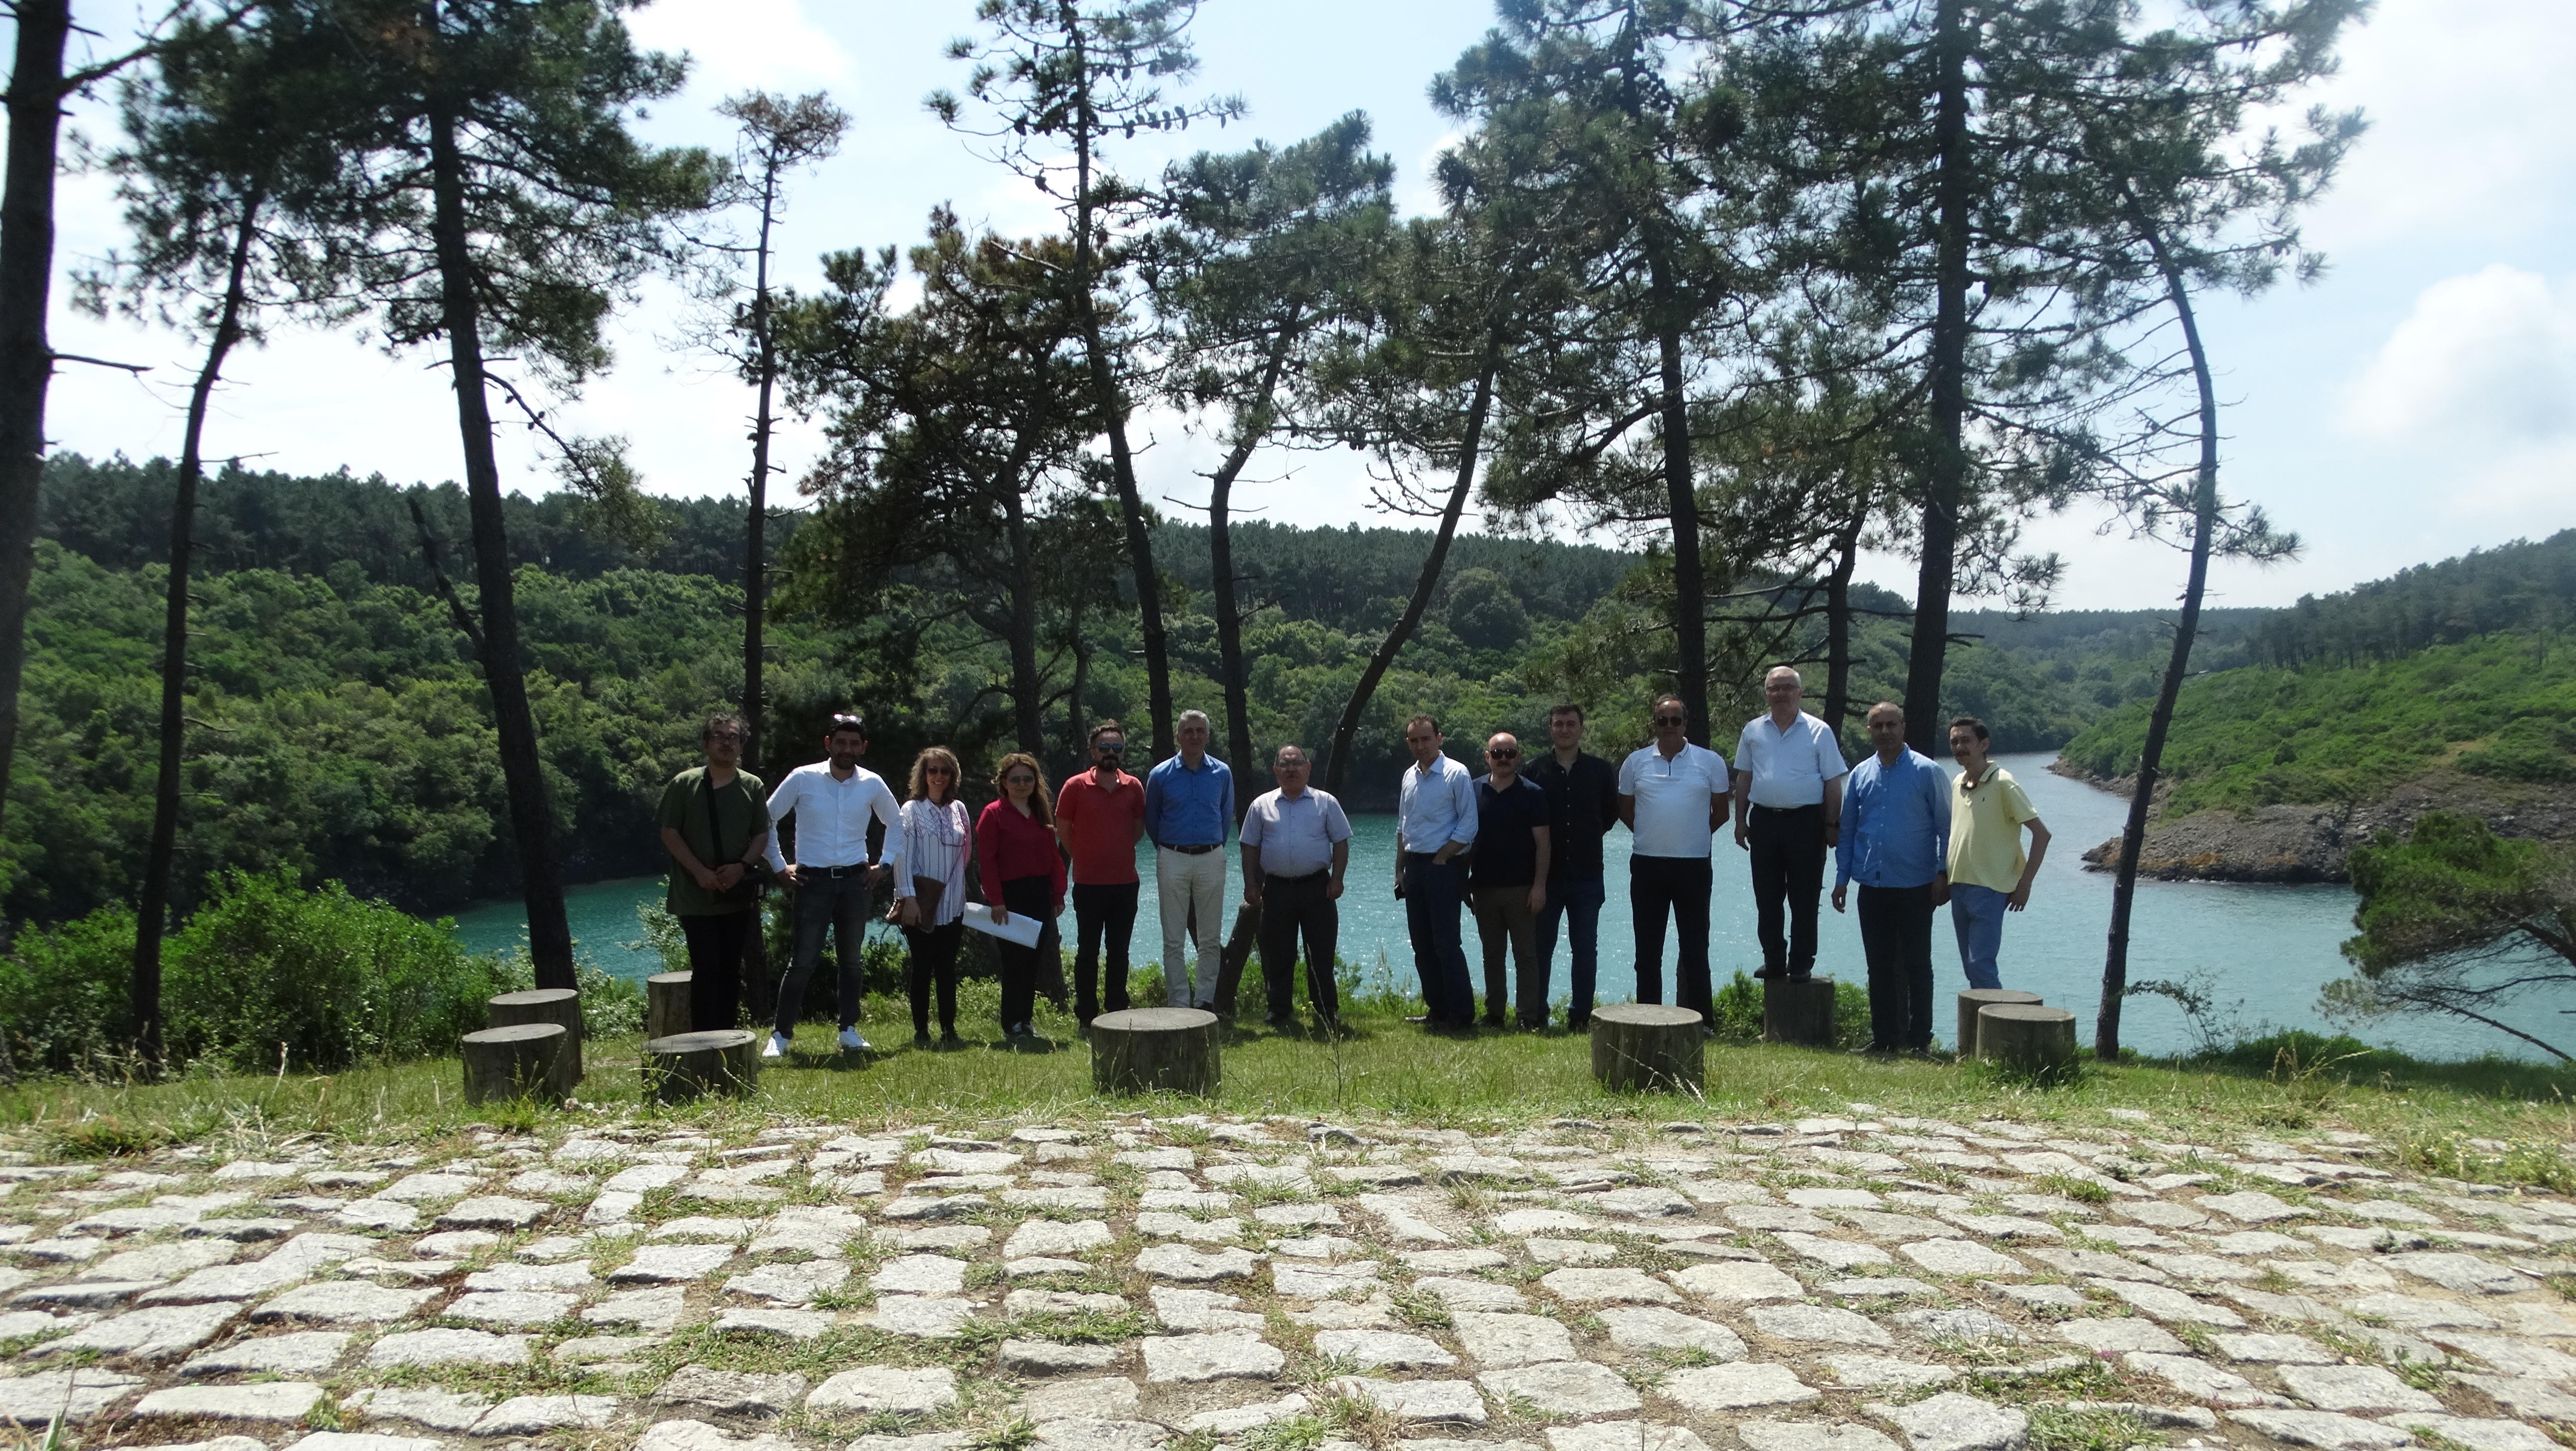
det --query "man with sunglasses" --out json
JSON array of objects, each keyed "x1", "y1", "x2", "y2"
[
  {"x1": 1055, "y1": 720, "x2": 1148, "y2": 1027},
  {"x1": 1470, "y1": 732, "x2": 1551, "y2": 1029},
  {"x1": 1619, "y1": 694, "x2": 1732, "y2": 1028},
  {"x1": 761, "y1": 711, "x2": 906, "y2": 1058}
]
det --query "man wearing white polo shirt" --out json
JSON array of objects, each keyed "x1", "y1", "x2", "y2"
[
  {"x1": 1240, "y1": 744, "x2": 1352, "y2": 1031},
  {"x1": 1618, "y1": 694, "x2": 1732, "y2": 1026},
  {"x1": 1732, "y1": 666, "x2": 1848, "y2": 982}
]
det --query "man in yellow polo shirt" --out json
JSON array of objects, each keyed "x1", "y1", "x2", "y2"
[{"x1": 1944, "y1": 716, "x2": 2051, "y2": 990}]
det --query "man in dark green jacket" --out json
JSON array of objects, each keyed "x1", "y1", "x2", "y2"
[{"x1": 658, "y1": 712, "x2": 772, "y2": 1032}]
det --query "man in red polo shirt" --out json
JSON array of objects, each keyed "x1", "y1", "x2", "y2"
[{"x1": 1055, "y1": 719, "x2": 1147, "y2": 1028}]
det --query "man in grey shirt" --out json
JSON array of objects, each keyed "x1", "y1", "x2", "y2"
[{"x1": 1241, "y1": 744, "x2": 1352, "y2": 1031}]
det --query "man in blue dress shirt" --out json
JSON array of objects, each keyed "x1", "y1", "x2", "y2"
[
  {"x1": 1144, "y1": 710, "x2": 1235, "y2": 1008},
  {"x1": 1394, "y1": 714, "x2": 1480, "y2": 1029},
  {"x1": 1832, "y1": 702, "x2": 1953, "y2": 1054}
]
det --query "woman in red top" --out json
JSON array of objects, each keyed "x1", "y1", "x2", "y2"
[{"x1": 976, "y1": 752, "x2": 1067, "y2": 1039}]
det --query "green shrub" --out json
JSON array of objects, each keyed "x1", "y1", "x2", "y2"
[
  {"x1": 163, "y1": 868, "x2": 517, "y2": 1072},
  {"x1": 1711, "y1": 970, "x2": 1762, "y2": 1042},
  {"x1": 0, "y1": 904, "x2": 138, "y2": 1073},
  {"x1": 2457, "y1": 717, "x2": 2576, "y2": 783},
  {"x1": 1833, "y1": 978, "x2": 1871, "y2": 1049}
]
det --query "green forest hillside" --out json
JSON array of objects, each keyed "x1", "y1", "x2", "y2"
[
  {"x1": 10, "y1": 455, "x2": 2248, "y2": 926},
  {"x1": 2062, "y1": 530, "x2": 2576, "y2": 829}
]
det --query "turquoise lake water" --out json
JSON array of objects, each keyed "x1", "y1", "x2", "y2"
[{"x1": 449, "y1": 751, "x2": 2574, "y2": 1060}]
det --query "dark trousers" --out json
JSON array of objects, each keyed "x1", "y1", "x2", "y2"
[
  {"x1": 1537, "y1": 873, "x2": 1606, "y2": 1027},
  {"x1": 1857, "y1": 882, "x2": 1938, "y2": 1050},
  {"x1": 902, "y1": 921, "x2": 963, "y2": 1037},
  {"x1": 1749, "y1": 804, "x2": 1828, "y2": 976},
  {"x1": 1401, "y1": 853, "x2": 1474, "y2": 1025},
  {"x1": 1257, "y1": 874, "x2": 1340, "y2": 1024},
  {"x1": 1473, "y1": 884, "x2": 1545, "y2": 1027},
  {"x1": 1631, "y1": 855, "x2": 1714, "y2": 1023},
  {"x1": 774, "y1": 870, "x2": 870, "y2": 1034},
  {"x1": 680, "y1": 909, "x2": 755, "y2": 1032},
  {"x1": 1072, "y1": 881, "x2": 1138, "y2": 1023},
  {"x1": 995, "y1": 876, "x2": 1051, "y2": 1030}
]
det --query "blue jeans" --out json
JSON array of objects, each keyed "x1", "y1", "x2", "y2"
[
  {"x1": 1950, "y1": 884, "x2": 2009, "y2": 990},
  {"x1": 1536, "y1": 873, "x2": 1606, "y2": 1026},
  {"x1": 1401, "y1": 854, "x2": 1474, "y2": 1025}
]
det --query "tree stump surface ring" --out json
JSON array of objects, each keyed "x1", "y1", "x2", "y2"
[
  {"x1": 1589, "y1": 1003, "x2": 1704, "y2": 1093},
  {"x1": 645, "y1": 972, "x2": 693, "y2": 1043},
  {"x1": 463, "y1": 1023, "x2": 567, "y2": 1106},
  {"x1": 1090, "y1": 1007, "x2": 1221, "y2": 1096},
  {"x1": 644, "y1": 1029, "x2": 759, "y2": 1105},
  {"x1": 1956, "y1": 989, "x2": 2043, "y2": 1058},
  {"x1": 487, "y1": 988, "x2": 582, "y2": 1100},
  {"x1": 1976, "y1": 1003, "x2": 2078, "y2": 1072},
  {"x1": 1761, "y1": 976, "x2": 1839, "y2": 1048}
]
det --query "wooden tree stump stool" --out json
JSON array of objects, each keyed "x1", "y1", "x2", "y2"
[
  {"x1": 463, "y1": 1024, "x2": 567, "y2": 1106},
  {"x1": 1976, "y1": 1004, "x2": 2078, "y2": 1074},
  {"x1": 1762, "y1": 976, "x2": 1839, "y2": 1047},
  {"x1": 1956, "y1": 989, "x2": 2043, "y2": 1058},
  {"x1": 1090, "y1": 1008, "x2": 1221, "y2": 1096},
  {"x1": 645, "y1": 972, "x2": 693, "y2": 1043},
  {"x1": 488, "y1": 988, "x2": 582, "y2": 1101},
  {"x1": 644, "y1": 1029, "x2": 759, "y2": 1105},
  {"x1": 1590, "y1": 1003, "x2": 1704, "y2": 1093}
]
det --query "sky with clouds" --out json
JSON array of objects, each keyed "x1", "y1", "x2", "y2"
[{"x1": 32, "y1": 0, "x2": 2576, "y2": 612}]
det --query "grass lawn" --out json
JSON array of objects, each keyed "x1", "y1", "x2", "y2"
[{"x1": 7, "y1": 988, "x2": 2576, "y2": 1193}]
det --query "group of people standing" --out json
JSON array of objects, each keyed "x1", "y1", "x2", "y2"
[{"x1": 652, "y1": 664, "x2": 2053, "y2": 1056}]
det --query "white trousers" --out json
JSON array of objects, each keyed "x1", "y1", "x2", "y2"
[{"x1": 1155, "y1": 845, "x2": 1227, "y2": 1006}]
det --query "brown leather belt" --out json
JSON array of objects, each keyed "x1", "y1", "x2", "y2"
[{"x1": 1165, "y1": 843, "x2": 1221, "y2": 855}]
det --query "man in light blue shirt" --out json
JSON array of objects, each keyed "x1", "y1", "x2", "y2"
[
  {"x1": 1831, "y1": 702, "x2": 1952, "y2": 1054},
  {"x1": 1144, "y1": 710, "x2": 1235, "y2": 1008},
  {"x1": 1394, "y1": 714, "x2": 1479, "y2": 1029}
]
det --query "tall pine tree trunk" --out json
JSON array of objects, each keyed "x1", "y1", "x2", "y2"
[
  {"x1": 132, "y1": 188, "x2": 263, "y2": 1068},
  {"x1": 428, "y1": 94, "x2": 574, "y2": 990},
  {"x1": 1004, "y1": 484, "x2": 1047, "y2": 756},
  {"x1": 2098, "y1": 218, "x2": 2218, "y2": 1062},
  {"x1": 0, "y1": 0, "x2": 73, "y2": 834},
  {"x1": 1902, "y1": 0, "x2": 1972, "y2": 756},
  {"x1": 1324, "y1": 332, "x2": 1502, "y2": 796},
  {"x1": 1070, "y1": 84, "x2": 1172, "y2": 764},
  {"x1": 1649, "y1": 252, "x2": 1707, "y2": 745},
  {"x1": 1822, "y1": 506, "x2": 1863, "y2": 738},
  {"x1": 741, "y1": 167, "x2": 779, "y2": 772},
  {"x1": 1209, "y1": 322, "x2": 1295, "y2": 780}
]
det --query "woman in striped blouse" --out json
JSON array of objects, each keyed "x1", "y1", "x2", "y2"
[{"x1": 894, "y1": 746, "x2": 972, "y2": 1043}]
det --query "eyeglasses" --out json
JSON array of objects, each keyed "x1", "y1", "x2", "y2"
[
  {"x1": 1006, "y1": 774, "x2": 1037, "y2": 786},
  {"x1": 1486, "y1": 748, "x2": 1519, "y2": 759},
  {"x1": 706, "y1": 730, "x2": 743, "y2": 742},
  {"x1": 1652, "y1": 715, "x2": 1684, "y2": 726}
]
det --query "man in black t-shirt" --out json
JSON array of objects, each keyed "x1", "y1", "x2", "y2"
[
  {"x1": 1525, "y1": 703, "x2": 1619, "y2": 1028},
  {"x1": 1470, "y1": 731, "x2": 1552, "y2": 1029}
]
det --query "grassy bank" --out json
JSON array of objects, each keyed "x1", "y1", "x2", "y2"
[{"x1": 8, "y1": 992, "x2": 2575, "y2": 1194}]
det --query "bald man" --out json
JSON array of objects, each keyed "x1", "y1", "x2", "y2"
[{"x1": 1732, "y1": 666, "x2": 1848, "y2": 982}]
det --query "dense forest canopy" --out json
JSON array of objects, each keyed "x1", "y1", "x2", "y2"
[
  {"x1": 7, "y1": 454, "x2": 2225, "y2": 930},
  {"x1": 2250, "y1": 529, "x2": 2576, "y2": 668}
]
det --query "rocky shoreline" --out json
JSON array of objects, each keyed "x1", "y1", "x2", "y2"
[{"x1": 2058, "y1": 763, "x2": 2576, "y2": 885}]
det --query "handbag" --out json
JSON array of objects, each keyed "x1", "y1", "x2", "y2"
[{"x1": 699, "y1": 770, "x2": 774, "y2": 903}]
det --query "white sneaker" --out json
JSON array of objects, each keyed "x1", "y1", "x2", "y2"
[
  {"x1": 762, "y1": 1032, "x2": 789, "y2": 1059},
  {"x1": 838, "y1": 1027, "x2": 869, "y2": 1051}
]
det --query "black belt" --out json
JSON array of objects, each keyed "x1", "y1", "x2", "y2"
[
  {"x1": 1165, "y1": 843, "x2": 1221, "y2": 855},
  {"x1": 803, "y1": 863, "x2": 872, "y2": 877},
  {"x1": 1268, "y1": 868, "x2": 1330, "y2": 885},
  {"x1": 1403, "y1": 851, "x2": 1458, "y2": 863},
  {"x1": 1751, "y1": 803, "x2": 1823, "y2": 815}
]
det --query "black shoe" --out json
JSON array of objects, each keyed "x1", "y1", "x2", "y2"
[
  {"x1": 1752, "y1": 967, "x2": 1781, "y2": 980},
  {"x1": 1852, "y1": 1042, "x2": 1896, "y2": 1056},
  {"x1": 1787, "y1": 971, "x2": 1815, "y2": 982},
  {"x1": 1404, "y1": 1014, "x2": 1430, "y2": 1024},
  {"x1": 940, "y1": 1030, "x2": 962, "y2": 1045},
  {"x1": 913, "y1": 1031, "x2": 932, "y2": 1046},
  {"x1": 1265, "y1": 1015, "x2": 1292, "y2": 1029}
]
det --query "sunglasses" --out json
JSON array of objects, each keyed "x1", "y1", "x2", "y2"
[
  {"x1": 926, "y1": 765, "x2": 956, "y2": 776},
  {"x1": 1095, "y1": 742, "x2": 1126, "y2": 754},
  {"x1": 1652, "y1": 715, "x2": 1684, "y2": 726},
  {"x1": 1006, "y1": 774, "x2": 1037, "y2": 786},
  {"x1": 1486, "y1": 747, "x2": 1519, "y2": 759}
]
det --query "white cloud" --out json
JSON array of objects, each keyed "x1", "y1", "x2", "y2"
[
  {"x1": 626, "y1": 0, "x2": 850, "y2": 92},
  {"x1": 2339, "y1": 264, "x2": 2576, "y2": 444}
]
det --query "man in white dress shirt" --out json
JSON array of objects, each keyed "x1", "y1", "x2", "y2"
[
  {"x1": 1731, "y1": 666, "x2": 1848, "y2": 981},
  {"x1": 762, "y1": 712, "x2": 907, "y2": 1057},
  {"x1": 1618, "y1": 693, "x2": 1732, "y2": 1025}
]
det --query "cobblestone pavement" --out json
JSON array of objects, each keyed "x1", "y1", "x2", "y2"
[{"x1": 5, "y1": 1106, "x2": 2574, "y2": 1451}]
